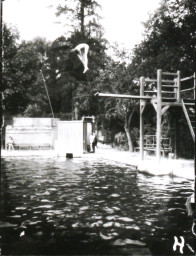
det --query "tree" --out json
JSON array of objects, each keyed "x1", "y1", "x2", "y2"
[
  {"x1": 13, "y1": 38, "x2": 51, "y2": 116},
  {"x1": 56, "y1": 0, "x2": 103, "y2": 37},
  {"x1": 67, "y1": 31, "x2": 108, "y2": 118},
  {"x1": 2, "y1": 24, "x2": 20, "y2": 114},
  {"x1": 40, "y1": 31, "x2": 107, "y2": 118},
  {"x1": 45, "y1": 0, "x2": 105, "y2": 119},
  {"x1": 130, "y1": 0, "x2": 196, "y2": 78},
  {"x1": 2, "y1": 26, "x2": 52, "y2": 117},
  {"x1": 94, "y1": 49, "x2": 140, "y2": 152},
  {"x1": 128, "y1": 0, "x2": 196, "y2": 157}
]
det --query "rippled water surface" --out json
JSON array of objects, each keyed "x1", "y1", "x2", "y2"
[{"x1": 0, "y1": 156, "x2": 194, "y2": 255}]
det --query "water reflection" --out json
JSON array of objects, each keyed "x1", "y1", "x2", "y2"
[{"x1": 0, "y1": 157, "x2": 194, "y2": 255}]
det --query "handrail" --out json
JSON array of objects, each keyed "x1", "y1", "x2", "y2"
[
  {"x1": 181, "y1": 87, "x2": 195, "y2": 93},
  {"x1": 181, "y1": 75, "x2": 194, "y2": 82},
  {"x1": 182, "y1": 100, "x2": 195, "y2": 142},
  {"x1": 180, "y1": 73, "x2": 195, "y2": 100}
]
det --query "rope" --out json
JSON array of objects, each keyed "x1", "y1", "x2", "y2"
[{"x1": 40, "y1": 70, "x2": 55, "y2": 119}]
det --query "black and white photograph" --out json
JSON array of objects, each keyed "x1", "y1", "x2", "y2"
[{"x1": 0, "y1": 0, "x2": 195, "y2": 255}]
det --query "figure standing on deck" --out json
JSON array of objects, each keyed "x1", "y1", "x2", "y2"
[
  {"x1": 71, "y1": 43, "x2": 89, "y2": 73},
  {"x1": 89, "y1": 132, "x2": 95, "y2": 152},
  {"x1": 7, "y1": 136, "x2": 14, "y2": 151}
]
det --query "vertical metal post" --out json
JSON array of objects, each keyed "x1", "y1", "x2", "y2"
[
  {"x1": 0, "y1": 0, "x2": 3, "y2": 71},
  {"x1": 194, "y1": 72, "x2": 196, "y2": 100},
  {"x1": 156, "y1": 69, "x2": 162, "y2": 162},
  {"x1": 174, "y1": 115, "x2": 178, "y2": 159},
  {"x1": 174, "y1": 78, "x2": 177, "y2": 101},
  {"x1": 140, "y1": 77, "x2": 145, "y2": 160},
  {"x1": 40, "y1": 70, "x2": 55, "y2": 119},
  {"x1": 177, "y1": 70, "x2": 181, "y2": 102}
]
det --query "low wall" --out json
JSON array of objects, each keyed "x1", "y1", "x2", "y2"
[{"x1": 5, "y1": 118, "x2": 59, "y2": 149}]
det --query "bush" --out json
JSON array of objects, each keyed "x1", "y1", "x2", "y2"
[
  {"x1": 23, "y1": 104, "x2": 43, "y2": 117},
  {"x1": 101, "y1": 128, "x2": 114, "y2": 144}
]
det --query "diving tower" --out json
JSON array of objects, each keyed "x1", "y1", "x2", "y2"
[{"x1": 96, "y1": 69, "x2": 195, "y2": 162}]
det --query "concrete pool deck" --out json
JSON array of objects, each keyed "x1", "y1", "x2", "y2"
[
  {"x1": 93, "y1": 147, "x2": 194, "y2": 180},
  {"x1": 1, "y1": 145, "x2": 194, "y2": 180}
]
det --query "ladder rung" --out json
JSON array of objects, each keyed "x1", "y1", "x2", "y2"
[
  {"x1": 162, "y1": 91, "x2": 176, "y2": 94},
  {"x1": 162, "y1": 97, "x2": 176, "y2": 100},
  {"x1": 162, "y1": 72, "x2": 177, "y2": 76},
  {"x1": 185, "y1": 103, "x2": 195, "y2": 105},
  {"x1": 162, "y1": 85, "x2": 178, "y2": 88},
  {"x1": 145, "y1": 79, "x2": 175, "y2": 83},
  {"x1": 162, "y1": 97, "x2": 175, "y2": 100},
  {"x1": 144, "y1": 91, "x2": 176, "y2": 94},
  {"x1": 145, "y1": 79, "x2": 157, "y2": 83},
  {"x1": 162, "y1": 80, "x2": 175, "y2": 83}
]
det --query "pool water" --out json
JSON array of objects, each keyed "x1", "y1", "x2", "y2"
[{"x1": 0, "y1": 157, "x2": 195, "y2": 255}]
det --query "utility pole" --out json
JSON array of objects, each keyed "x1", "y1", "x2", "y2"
[
  {"x1": 0, "y1": 0, "x2": 4, "y2": 86},
  {"x1": 140, "y1": 76, "x2": 145, "y2": 160},
  {"x1": 0, "y1": 0, "x2": 5, "y2": 164},
  {"x1": 0, "y1": 0, "x2": 4, "y2": 149},
  {"x1": 0, "y1": 0, "x2": 3, "y2": 90},
  {"x1": 156, "y1": 69, "x2": 162, "y2": 163}
]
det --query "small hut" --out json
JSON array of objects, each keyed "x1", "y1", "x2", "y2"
[{"x1": 55, "y1": 116, "x2": 95, "y2": 156}]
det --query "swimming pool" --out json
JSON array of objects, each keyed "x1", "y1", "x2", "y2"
[{"x1": 0, "y1": 157, "x2": 194, "y2": 255}]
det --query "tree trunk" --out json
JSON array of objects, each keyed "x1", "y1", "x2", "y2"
[
  {"x1": 80, "y1": 0, "x2": 85, "y2": 35},
  {"x1": 124, "y1": 108, "x2": 135, "y2": 152},
  {"x1": 125, "y1": 126, "x2": 134, "y2": 152}
]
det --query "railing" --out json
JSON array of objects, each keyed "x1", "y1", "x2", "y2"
[
  {"x1": 182, "y1": 100, "x2": 195, "y2": 142},
  {"x1": 135, "y1": 135, "x2": 172, "y2": 157},
  {"x1": 143, "y1": 71, "x2": 180, "y2": 102},
  {"x1": 180, "y1": 73, "x2": 195, "y2": 100},
  {"x1": 142, "y1": 71, "x2": 195, "y2": 102}
]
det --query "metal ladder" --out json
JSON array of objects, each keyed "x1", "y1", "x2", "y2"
[{"x1": 182, "y1": 99, "x2": 195, "y2": 142}]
